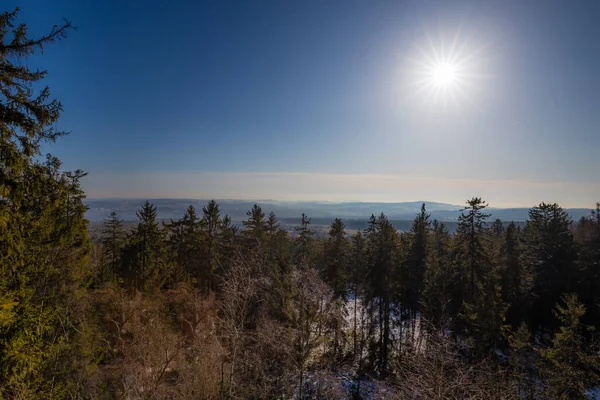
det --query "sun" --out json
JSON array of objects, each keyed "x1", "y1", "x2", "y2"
[
  {"x1": 431, "y1": 62, "x2": 457, "y2": 86},
  {"x1": 403, "y1": 27, "x2": 488, "y2": 108}
]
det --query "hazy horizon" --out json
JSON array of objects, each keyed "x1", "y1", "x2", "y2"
[{"x1": 83, "y1": 171, "x2": 599, "y2": 209}]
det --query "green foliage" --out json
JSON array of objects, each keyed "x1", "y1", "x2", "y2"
[
  {"x1": 6, "y1": 5, "x2": 600, "y2": 399},
  {"x1": 540, "y1": 294, "x2": 599, "y2": 399},
  {"x1": 574, "y1": 204, "x2": 600, "y2": 329},
  {"x1": 403, "y1": 204, "x2": 430, "y2": 316},
  {"x1": 521, "y1": 203, "x2": 577, "y2": 332},
  {"x1": 455, "y1": 197, "x2": 491, "y2": 303},
  {"x1": 201, "y1": 200, "x2": 224, "y2": 294},
  {"x1": 242, "y1": 204, "x2": 268, "y2": 249},
  {"x1": 294, "y1": 213, "x2": 315, "y2": 263},
  {"x1": 422, "y1": 220, "x2": 453, "y2": 326},
  {"x1": 500, "y1": 222, "x2": 527, "y2": 326},
  {"x1": 163, "y1": 205, "x2": 202, "y2": 285},
  {"x1": 100, "y1": 211, "x2": 126, "y2": 284},
  {"x1": 508, "y1": 322, "x2": 537, "y2": 399},
  {"x1": 364, "y1": 213, "x2": 399, "y2": 373},
  {"x1": 462, "y1": 267, "x2": 507, "y2": 354},
  {"x1": 0, "y1": 9, "x2": 93, "y2": 397},
  {"x1": 121, "y1": 201, "x2": 167, "y2": 291},
  {"x1": 323, "y1": 218, "x2": 349, "y2": 301}
]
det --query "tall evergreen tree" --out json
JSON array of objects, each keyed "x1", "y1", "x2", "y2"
[
  {"x1": 322, "y1": 218, "x2": 349, "y2": 362},
  {"x1": 266, "y1": 211, "x2": 281, "y2": 262},
  {"x1": 574, "y1": 203, "x2": 600, "y2": 329},
  {"x1": 404, "y1": 204, "x2": 430, "y2": 319},
  {"x1": 220, "y1": 214, "x2": 238, "y2": 263},
  {"x1": 540, "y1": 294, "x2": 599, "y2": 399},
  {"x1": 350, "y1": 231, "x2": 367, "y2": 358},
  {"x1": 294, "y1": 213, "x2": 315, "y2": 263},
  {"x1": 242, "y1": 204, "x2": 268, "y2": 249},
  {"x1": 323, "y1": 218, "x2": 349, "y2": 301},
  {"x1": 500, "y1": 221, "x2": 526, "y2": 327},
  {"x1": 463, "y1": 267, "x2": 507, "y2": 354},
  {"x1": 164, "y1": 205, "x2": 202, "y2": 285},
  {"x1": 422, "y1": 220, "x2": 453, "y2": 328},
  {"x1": 455, "y1": 197, "x2": 491, "y2": 303},
  {"x1": 364, "y1": 213, "x2": 398, "y2": 374},
  {"x1": 0, "y1": 9, "x2": 92, "y2": 396},
  {"x1": 122, "y1": 201, "x2": 165, "y2": 291},
  {"x1": 201, "y1": 200, "x2": 223, "y2": 294},
  {"x1": 521, "y1": 203, "x2": 577, "y2": 333},
  {"x1": 101, "y1": 211, "x2": 126, "y2": 283},
  {"x1": 490, "y1": 218, "x2": 505, "y2": 238}
]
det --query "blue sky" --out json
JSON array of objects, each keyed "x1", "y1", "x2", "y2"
[{"x1": 8, "y1": 0, "x2": 600, "y2": 207}]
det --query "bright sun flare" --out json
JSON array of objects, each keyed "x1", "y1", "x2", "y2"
[
  {"x1": 406, "y1": 28, "x2": 488, "y2": 107},
  {"x1": 431, "y1": 63, "x2": 457, "y2": 86}
]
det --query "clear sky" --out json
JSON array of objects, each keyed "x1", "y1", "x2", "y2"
[{"x1": 8, "y1": 0, "x2": 600, "y2": 207}]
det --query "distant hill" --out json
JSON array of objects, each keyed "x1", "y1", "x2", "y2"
[{"x1": 85, "y1": 198, "x2": 594, "y2": 224}]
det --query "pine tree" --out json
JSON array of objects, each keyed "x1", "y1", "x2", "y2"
[
  {"x1": 294, "y1": 213, "x2": 315, "y2": 263},
  {"x1": 521, "y1": 203, "x2": 577, "y2": 333},
  {"x1": 540, "y1": 294, "x2": 599, "y2": 399},
  {"x1": 164, "y1": 205, "x2": 202, "y2": 285},
  {"x1": 266, "y1": 211, "x2": 281, "y2": 262},
  {"x1": 404, "y1": 204, "x2": 430, "y2": 320},
  {"x1": 422, "y1": 220, "x2": 453, "y2": 328},
  {"x1": 201, "y1": 200, "x2": 223, "y2": 294},
  {"x1": 242, "y1": 204, "x2": 268, "y2": 249},
  {"x1": 101, "y1": 211, "x2": 126, "y2": 283},
  {"x1": 122, "y1": 201, "x2": 165, "y2": 291},
  {"x1": 462, "y1": 267, "x2": 507, "y2": 354},
  {"x1": 321, "y1": 218, "x2": 349, "y2": 362},
  {"x1": 264, "y1": 212, "x2": 293, "y2": 322},
  {"x1": 323, "y1": 218, "x2": 349, "y2": 301},
  {"x1": 455, "y1": 197, "x2": 491, "y2": 303},
  {"x1": 364, "y1": 213, "x2": 398, "y2": 374},
  {"x1": 490, "y1": 218, "x2": 505, "y2": 238},
  {"x1": 350, "y1": 231, "x2": 366, "y2": 359},
  {"x1": 508, "y1": 323, "x2": 538, "y2": 399},
  {"x1": 220, "y1": 214, "x2": 238, "y2": 266},
  {"x1": 0, "y1": 9, "x2": 92, "y2": 396},
  {"x1": 500, "y1": 221, "x2": 526, "y2": 327},
  {"x1": 575, "y1": 203, "x2": 600, "y2": 330}
]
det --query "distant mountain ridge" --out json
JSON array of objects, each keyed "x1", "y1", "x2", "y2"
[{"x1": 84, "y1": 198, "x2": 594, "y2": 223}]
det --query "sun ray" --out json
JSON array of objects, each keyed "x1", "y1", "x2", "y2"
[{"x1": 404, "y1": 26, "x2": 490, "y2": 109}]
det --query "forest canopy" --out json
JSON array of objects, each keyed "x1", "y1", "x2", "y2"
[{"x1": 1, "y1": 7, "x2": 600, "y2": 400}]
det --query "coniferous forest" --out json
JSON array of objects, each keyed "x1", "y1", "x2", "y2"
[{"x1": 2, "y1": 8, "x2": 600, "y2": 400}]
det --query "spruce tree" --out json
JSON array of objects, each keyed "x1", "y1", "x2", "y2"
[
  {"x1": 422, "y1": 220, "x2": 453, "y2": 328},
  {"x1": 201, "y1": 200, "x2": 223, "y2": 294},
  {"x1": 294, "y1": 213, "x2": 315, "y2": 263},
  {"x1": 323, "y1": 218, "x2": 349, "y2": 301},
  {"x1": 322, "y1": 218, "x2": 349, "y2": 362},
  {"x1": 242, "y1": 204, "x2": 268, "y2": 249},
  {"x1": 101, "y1": 211, "x2": 126, "y2": 283},
  {"x1": 364, "y1": 213, "x2": 398, "y2": 374},
  {"x1": 0, "y1": 9, "x2": 92, "y2": 396},
  {"x1": 574, "y1": 203, "x2": 600, "y2": 330},
  {"x1": 490, "y1": 218, "x2": 505, "y2": 238},
  {"x1": 164, "y1": 205, "x2": 201, "y2": 285},
  {"x1": 455, "y1": 197, "x2": 491, "y2": 303},
  {"x1": 350, "y1": 231, "x2": 366, "y2": 358},
  {"x1": 540, "y1": 294, "x2": 599, "y2": 399},
  {"x1": 508, "y1": 323, "x2": 538, "y2": 399},
  {"x1": 266, "y1": 211, "x2": 281, "y2": 262},
  {"x1": 404, "y1": 204, "x2": 430, "y2": 320},
  {"x1": 521, "y1": 203, "x2": 577, "y2": 333},
  {"x1": 122, "y1": 201, "x2": 165, "y2": 291},
  {"x1": 500, "y1": 221, "x2": 526, "y2": 326},
  {"x1": 220, "y1": 214, "x2": 238, "y2": 271}
]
